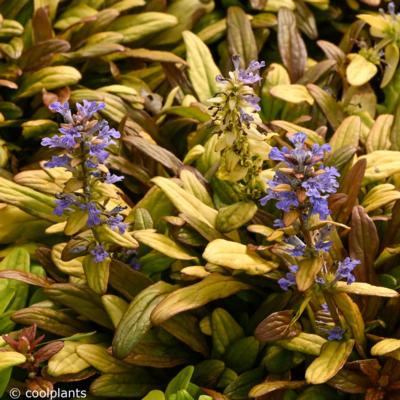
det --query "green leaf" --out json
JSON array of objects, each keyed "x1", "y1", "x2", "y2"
[
  {"x1": 123, "y1": 136, "x2": 183, "y2": 176},
  {"x1": 216, "y1": 201, "x2": 257, "y2": 233},
  {"x1": 192, "y1": 360, "x2": 225, "y2": 387},
  {"x1": 249, "y1": 380, "x2": 306, "y2": 397},
  {"x1": 90, "y1": 372, "x2": 157, "y2": 397},
  {"x1": 108, "y1": 13, "x2": 178, "y2": 43},
  {"x1": 109, "y1": 259, "x2": 153, "y2": 301},
  {"x1": 334, "y1": 281, "x2": 398, "y2": 297},
  {"x1": 371, "y1": 338, "x2": 400, "y2": 356},
  {"x1": 16, "y1": 66, "x2": 81, "y2": 98},
  {"x1": 382, "y1": 43, "x2": 399, "y2": 88},
  {"x1": 270, "y1": 84, "x2": 314, "y2": 105},
  {"x1": 227, "y1": 7, "x2": 257, "y2": 68},
  {"x1": 277, "y1": 7, "x2": 307, "y2": 81},
  {"x1": 180, "y1": 169, "x2": 214, "y2": 208},
  {"x1": 101, "y1": 295, "x2": 129, "y2": 328},
  {"x1": 166, "y1": 366, "x2": 194, "y2": 398},
  {"x1": 151, "y1": 176, "x2": 218, "y2": 228},
  {"x1": 362, "y1": 184, "x2": 400, "y2": 213},
  {"x1": 333, "y1": 292, "x2": 366, "y2": 357},
  {"x1": 121, "y1": 48, "x2": 186, "y2": 64},
  {"x1": 225, "y1": 337, "x2": 259, "y2": 373},
  {"x1": 0, "y1": 367, "x2": 12, "y2": 397},
  {"x1": 0, "y1": 177, "x2": 59, "y2": 223},
  {"x1": 360, "y1": 150, "x2": 400, "y2": 183},
  {"x1": 224, "y1": 368, "x2": 265, "y2": 400},
  {"x1": 182, "y1": 31, "x2": 221, "y2": 102},
  {"x1": 346, "y1": 54, "x2": 377, "y2": 86},
  {"x1": 11, "y1": 306, "x2": 91, "y2": 337},
  {"x1": 151, "y1": 274, "x2": 251, "y2": 325},
  {"x1": 122, "y1": 329, "x2": 194, "y2": 368},
  {"x1": 212, "y1": 308, "x2": 245, "y2": 357},
  {"x1": 161, "y1": 313, "x2": 209, "y2": 357},
  {"x1": 329, "y1": 116, "x2": 361, "y2": 154},
  {"x1": 64, "y1": 209, "x2": 87, "y2": 235},
  {"x1": 132, "y1": 230, "x2": 196, "y2": 261},
  {"x1": 0, "y1": 248, "x2": 30, "y2": 332},
  {"x1": 271, "y1": 120, "x2": 323, "y2": 144},
  {"x1": 0, "y1": 352, "x2": 26, "y2": 371},
  {"x1": 203, "y1": 239, "x2": 277, "y2": 274},
  {"x1": 113, "y1": 281, "x2": 175, "y2": 359},
  {"x1": 142, "y1": 391, "x2": 165, "y2": 400},
  {"x1": 77, "y1": 344, "x2": 135, "y2": 373},
  {"x1": 366, "y1": 114, "x2": 393, "y2": 153},
  {"x1": 277, "y1": 332, "x2": 326, "y2": 356},
  {"x1": 82, "y1": 254, "x2": 110, "y2": 295},
  {"x1": 307, "y1": 83, "x2": 345, "y2": 129},
  {"x1": 132, "y1": 208, "x2": 154, "y2": 231},
  {"x1": 296, "y1": 257, "x2": 322, "y2": 291},
  {"x1": 261, "y1": 63, "x2": 290, "y2": 121},
  {"x1": 48, "y1": 341, "x2": 89, "y2": 377},
  {"x1": 305, "y1": 340, "x2": 355, "y2": 384},
  {"x1": 44, "y1": 283, "x2": 113, "y2": 329}
]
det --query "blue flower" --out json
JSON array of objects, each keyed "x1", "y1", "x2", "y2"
[
  {"x1": 308, "y1": 196, "x2": 330, "y2": 220},
  {"x1": 239, "y1": 108, "x2": 254, "y2": 124},
  {"x1": 89, "y1": 142, "x2": 109, "y2": 164},
  {"x1": 290, "y1": 132, "x2": 307, "y2": 144},
  {"x1": 98, "y1": 123, "x2": 120, "y2": 140},
  {"x1": 41, "y1": 128, "x2": 80, "y2": 150},
  {"x1": 327, "y1": 326, "x2": 345, "y2": 341},
  {"x1": 84, "y1": 202, "x2": 102, "y2": 227},
  {"x1": 91, "y1": 244, "x2": 109, "y2": 263},
  {"x1": 49, "y1": 101, "x2": 73, "y2": 122},
  {"x1": 85, "y1": 159, "x2": 98, "y2": 169},
  {"x1": 321, "y1": 303, "x2": 329, "y2": 313},
  {"x1": 269, "y1": 133, "x2": 331, "y2": 169},
  {"x1": 45, "y1": 154, "x2": 71, "y2": 169},
  {"x1": 107, "y1": 215, "x2": 127, "y2": 234},
  {"x1": 336, "y1": 257, "x2": 360, "y2": 284},
  {"x1": 76, "y1": 100, "x2": 105, "y2": 120},
  {"x1": 261, "y1": 133, "x2": 339, "y2": 219},
  {"x1": 242, "y1": 94, "x2": 261, "y2": 111},
  {"x1": 284, "y1": 236, "x2": 306, "y2": 256},
  {"x1": 315, "y1": 226, "x2": 333, "y2": 252},
  {"x1": 273, "y1": 219, "x2": 285, "y2": 228},
  {"x1": 233, "y1": 56, "x2": 265, "y2": 85},
  {"x1": 269, "y1": 146, "x2": 290, "y2": 163},
  {"x1": 260, "y1": 171, "x2": 299, "y2": 211},
  {"x1": 301, "y1": 167, "x2": 340, "y2": 204},
  {"x1": 315, "y1": 239, "x2": 332, "y2": 252},
  {"x1": 105, "y1": 173, "x2": 124, "y2": 184},
  {"x1": 43, "y1": 100, "x2": 128, "y2": 268},
  {"x1": 54, "y1": 194, "x2": 77, "y2": 216},
  {"x1": 278, "y1": 265, "x2": 298, "y2": 291},
  {"x1": 388, "y1": 1, "x2": 396, "y2": 16},
  {"x1": 124, "y1": 249, "x2": 141, "y2": 270}
]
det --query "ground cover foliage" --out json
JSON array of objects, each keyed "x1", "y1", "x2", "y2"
[{"x1": 2, "y1": 0, "x2": 400, "y2": 399}]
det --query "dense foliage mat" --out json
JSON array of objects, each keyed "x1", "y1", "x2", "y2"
[{"x1": 1, "y1": 0, "x2": 400, "y2": 399}]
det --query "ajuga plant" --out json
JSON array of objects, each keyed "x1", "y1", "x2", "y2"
[
  {"x1": 39, "y1": 100, "x2": 138, "y2": 294},
  {"x1": 208, "y1": 56, "x2": 270, "y2": 199}
]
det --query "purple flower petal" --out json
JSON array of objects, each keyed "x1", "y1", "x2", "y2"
[{"x1": 91, "y1": 244, "x2": 109, "y2": 263}]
